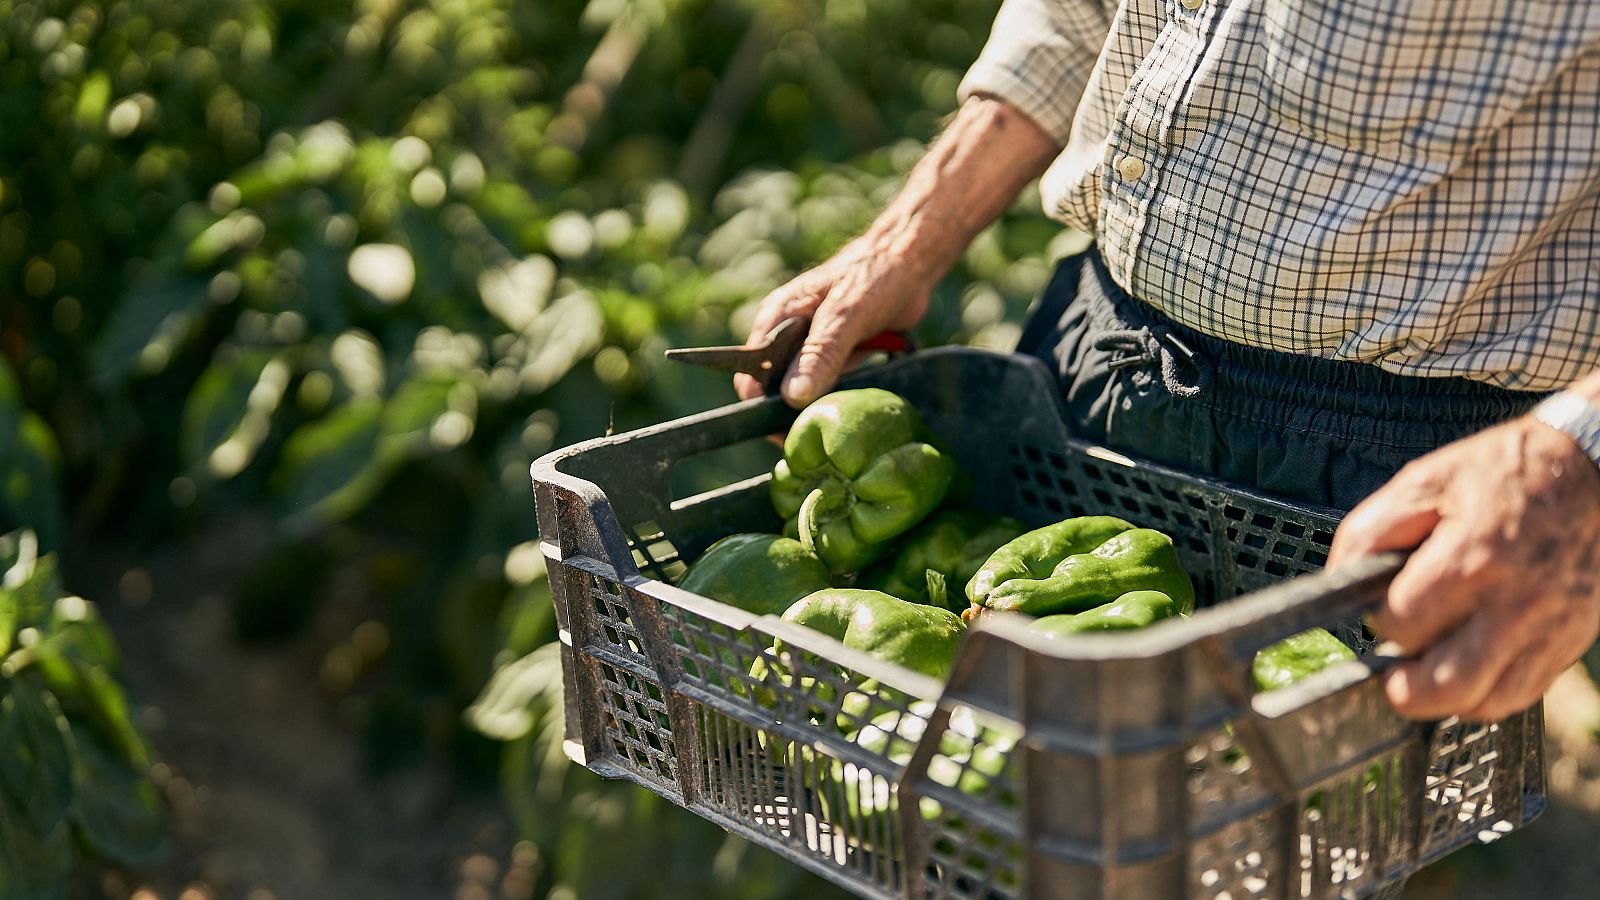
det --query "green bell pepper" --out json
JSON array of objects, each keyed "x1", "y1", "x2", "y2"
[
  {"x1": 1027, "y1": 589, "x2": 1186, "y2": 637},
  {"x1": 777, "y1": 588, "x2": 965, "y2": 680},
  {"x1": 964, "y1": 516, "x2": 1195, "y2": 621},
  {"x1": 771, "y1": 388, "x2": 957, "y2": 574},
  {"x1": 677, "y1": 533, "x2": 832, "y2": 616},
  {"x1": 1250, "y1": 628, "x2": 1385, "y2": 816},
  {"x1": 862, "y1": 509, "x2": 1025, "y2": 610},
  {"x1": 1252, "y1": 627, "x2": 1358, "y2": 691}
]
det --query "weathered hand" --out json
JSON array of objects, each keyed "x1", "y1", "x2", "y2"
[
  {"x1": 1327, "y1": 413, "x2": 1600, "y2": 722},
  {"x1": 733, "y1": 234, "x2": 935, "y2": 406}
]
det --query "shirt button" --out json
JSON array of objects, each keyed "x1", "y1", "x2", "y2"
[
  {"x1": 1180, "y1": 0, "x2": 1203, "y2": 9},
  {"x1": 1116, "y1": 156, "x2": 1147, "y2": 182}
]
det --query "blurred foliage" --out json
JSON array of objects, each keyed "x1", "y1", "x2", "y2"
[
  {"x1": 0, "y1": 530, "x2": 165, "y2": 896},
  {"x1": 1, "y1": 355, "x2": 163, "y2": 897},
  {"x1": 0, "y1": 0, "x2": 1083, "y2": 893}
]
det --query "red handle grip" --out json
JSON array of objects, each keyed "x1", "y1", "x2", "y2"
[{"x1": 857, "y1": 331, "x2": 914, "y2": 355}]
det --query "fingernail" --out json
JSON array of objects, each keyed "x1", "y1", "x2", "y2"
[
  {"x1": 1384, "y1": 665, "x2": 1419, "y2": 713},
  {"x1": 785, "y1": 375, "x2": 816, "y2": 406}
]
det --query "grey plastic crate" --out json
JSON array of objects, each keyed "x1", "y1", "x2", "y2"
[{"x1": 531, "y1": 348, "x2": 1544, "y2": 900}]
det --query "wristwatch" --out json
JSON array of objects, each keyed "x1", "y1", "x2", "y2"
[{"x1": 1533, "y1": 390, "x2": 1600, "y2": 470}]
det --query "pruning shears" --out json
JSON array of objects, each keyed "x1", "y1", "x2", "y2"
[{"x1": 665, "y1": 316, "x2": 914, "y2": 395}]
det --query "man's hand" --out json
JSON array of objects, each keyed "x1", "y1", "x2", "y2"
[
  {"x1": 733, "y1": 232, "x2": 939, "y2": 405},
  {"x1": 735, "y1": 95, "x2": 1060, "y2": 406},
  {"x1": 1328, "y1": 411, "x2": 1600, "y2": 722}
]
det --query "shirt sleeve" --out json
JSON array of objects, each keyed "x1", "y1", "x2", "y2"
[{"x1": 958, "y1": 0, "x2": 1116, "y2": 145}]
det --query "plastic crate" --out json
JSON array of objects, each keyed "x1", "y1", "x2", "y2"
[{"x1": 531, "y1": 348, "x2": 1544, "y2": 900}]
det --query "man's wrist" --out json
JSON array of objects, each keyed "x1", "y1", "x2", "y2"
[
  {"x1": 1532, "y1": 391, "x2": 1600, "y2": 473},
  {"x1": 860, "y1": 196, "x2": 970, "y2": 284},
  {"x1": 1566, "y1": 370, "x2": 1600, "y2": 406}
]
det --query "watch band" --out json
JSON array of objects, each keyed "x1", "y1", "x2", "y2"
[{"x1": 1533, "y1": 390, "x2": 1600, "y2": 470}]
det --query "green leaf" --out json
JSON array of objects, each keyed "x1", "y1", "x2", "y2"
[
  {"x1": 382, "y1": 372, "x2": 457, "y2": 443},
  {"x1": 0, "y1": 598, "x2": 13, "y2": 661},
  {"x1": 272, "y1": 399, "x2": 393, "y2": 525},
  {"x1": 0, "y1": 356, "x2": 19, "y2": 407},
  {"x1": 0, "y1": 351, "x2": 62, "y2": 551},
  {"x1": 46, "y1": 596, "x2": 120, "y2": 672},
  {"x1": 67, "y1": 725, "x2": 166, "y2": 866},
  {"x1": 80, "y1": 664, "x2": 151, "y2": 769},
  {"x1": 180, "y1": 347, "x2": 292, "y2": 479},
  {"x1": 1, "y1": 534, "x2": 62, "y2": 652},
  {"x1": 88, "y1": 277, "x2": 210, "y2": 388},
  {"x1": 516, "y1": 290, "x2": 605, "y2": 394},
  {"x1": 22, "y1": 638, "x2": 149, "y2": 771},
  {"x1": 0, "y1": 806, "x2": 71, "y2": 900},
  {"x1": 465, "y1": 642, "x2": 563, "y2": 741},
  {"x1": 0, "y1": 540, "x2": 22, "y2": 658},
  {"x1": 496, "y1": 578, "x2": 556, "y2": 663},
  {"x1": 0, "y1": 676, "x2": 73, "y2": 836},
  {"x1": 75, "y1": 70, "x2": 111, "y2": 130},
  {"x1": 0, "y1": 413, "x2": 65, "y2": 555},
  {"x1": 184, "y1": 211, "x2": 264, "y2": 269}
]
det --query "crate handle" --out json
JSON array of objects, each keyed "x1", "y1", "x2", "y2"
[
  {"x1": 1198, "y1": 550, "x2": 1407, "y2": 665},
  {"x1": 1195, "y1": 551, "x2": 1434, "y2": 819}
]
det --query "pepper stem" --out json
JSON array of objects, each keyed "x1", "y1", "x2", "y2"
[
  {"x1": 797, "y1": 487, "x2": 825, "y2": 557},
  {"x1": 924, "y1": 569, "x2": 948, "y2": 610}
]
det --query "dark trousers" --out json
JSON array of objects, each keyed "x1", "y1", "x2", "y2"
[{"x1": 1016, "y1": 249, "x2": 1545, "y2": 511}]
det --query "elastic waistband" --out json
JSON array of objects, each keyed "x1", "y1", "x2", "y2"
[{"x1": 1081, "y1": 251, "x2": 1544, "y2": 433}]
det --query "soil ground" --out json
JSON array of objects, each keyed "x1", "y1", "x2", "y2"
[
  {"x1": 76, "y1": 514, "x2": 523, "y2": 900},
  {"x1": 69, "y1": 515, "x2": 1600, "y2": 899}
]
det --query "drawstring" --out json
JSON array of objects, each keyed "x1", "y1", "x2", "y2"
[{"x1": 1093, "y1": 327, "x2": 1214, "y2": 399}]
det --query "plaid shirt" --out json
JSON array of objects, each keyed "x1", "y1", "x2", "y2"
[{"x1": 961, "y1": 0, "x2": 1600, "y2": 390}]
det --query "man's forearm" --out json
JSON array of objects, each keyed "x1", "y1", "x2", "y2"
[
  {"x1": 1563, "y1": 370, "x2": 1600, "y2": 404},
  {"x1": 736, "y1": 95, "x2": 1062, "y2": 405},
  {"x1": 863, "y1": 95, "x2": 1060, "y2": 283}
]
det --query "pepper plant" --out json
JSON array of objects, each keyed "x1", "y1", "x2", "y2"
[{"x1": 1, "y1": 0, "x2": 1081, "y2": 894}]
